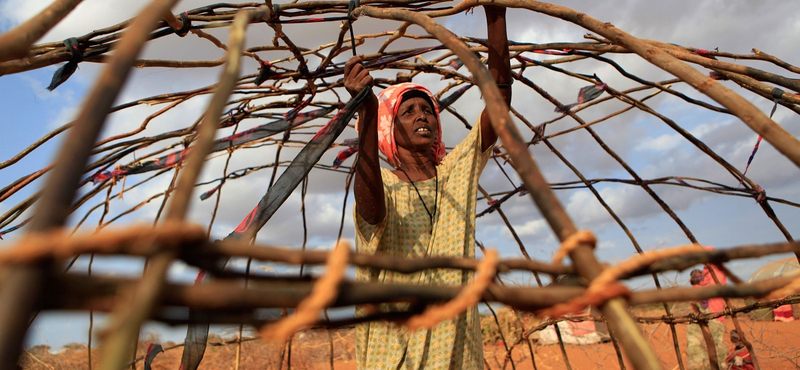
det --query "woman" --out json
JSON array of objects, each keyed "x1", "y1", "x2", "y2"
[
  {"x1": 344, "y1": 5, "x2": 511, "y2": 369},
  {"x1": 687, "y1": 263, "x2": 728, "y2": 370}
]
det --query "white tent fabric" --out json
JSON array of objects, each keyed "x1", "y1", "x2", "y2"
[
  {"x1": 748, "y1": 258, "x2": 800, "y2": 322},
  {"x1": 538, "y1": 311, "x2": 610, "y2": 345}
]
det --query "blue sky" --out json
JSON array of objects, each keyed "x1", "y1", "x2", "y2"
[{"x1": 1, "y1": 0, "x2": 799, "y2": 350}]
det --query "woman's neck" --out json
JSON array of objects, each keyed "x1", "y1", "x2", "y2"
[
  {"x1": 394, "y1": 148, "x2": 435, "y2": 178},
  {"x1": 394, "y1": 157, "x2": 436, "y2": 182},
  {"x1": 399, "y1": 160, "x2": 433, "y2": 172}
]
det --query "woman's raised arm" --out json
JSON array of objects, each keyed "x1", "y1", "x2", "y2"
[{"x1": 344, "y1": 56, "x2": 385, "y2": 225}]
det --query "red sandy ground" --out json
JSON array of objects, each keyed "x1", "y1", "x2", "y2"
[
  {"x1": 21, "y1": 319, "x2": 800, "y2": 369},
  {"x1": 484, "y1": 319, "x2": 800, "y2": 370}
]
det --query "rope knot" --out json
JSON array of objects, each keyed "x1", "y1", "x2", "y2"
[
  {"x1": 347, "y1": 0, "x2": 361, "y2": 20},
  {"x1": 227, "y1": 110, "x2": 238, "y2": 126},
  {"x1": 269, "y1": 4, "x2": 281, "y2": 22},
  {"x1": 171, "y1": 12, "x2": 192, "y2": 37},
  {"x1": 255, "y1": 60, "x2": 274, "y2": 86},
  {"x1": 517, "y1": 184, "x2": 528, "y2": 196},
  {"x1": 552, "y1": 230, "x2": 597, "y2": 265},
  {"x1": 47, "y1": 38, "x2": 86, "y2": 91},
  {"x1": 65, "y1": 37, "x2": 85, "y2": 62},
  {"x1": 708, "y1": 71, "x2": 727, "y2": 80},
  {"x1": 530, "y1": 124, "x2": 545, "y2": 145},
  {"x1": 771, "y1": 88, "x2": 785, "y2": 100},
  {"x1": 754, "y1": 185, "x2": 766, "y2": 202}
]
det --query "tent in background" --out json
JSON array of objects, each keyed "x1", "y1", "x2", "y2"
[
  {"x1": 748, "y1": 257, "x2": 800, "y2": 322},
  {"x1": 539, "y1": 275, "x2": 610, "y2": 345},
  {"x1": 539, "y1": 308, "x2": 611, "y2": 345}
]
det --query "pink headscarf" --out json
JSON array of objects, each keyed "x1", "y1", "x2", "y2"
[{"x1": 361, "y1": 83, "x2": 445, "y2": 168}]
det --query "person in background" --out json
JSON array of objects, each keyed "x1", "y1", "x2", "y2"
[
  {"x1": 725, "y1": 329, "x2": 754, "y2": 370},
  {"x1": 687, "y1": 263, "x2": 728, "y2": 370},
  {"x1": 344, "y1": 5, "x2": 512, "y2": 370}
]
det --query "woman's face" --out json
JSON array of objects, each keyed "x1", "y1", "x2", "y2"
[{"x1": 393, "y1": 96, "x2": 438, "y2": 154}]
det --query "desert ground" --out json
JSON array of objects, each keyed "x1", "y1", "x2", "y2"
[{"x1": 21, "y1": 312, "x2": 800, "y2": 370}]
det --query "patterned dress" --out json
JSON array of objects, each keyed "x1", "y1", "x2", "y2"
[{"x1": 355, "y1": 123, "x2": 491, "y2": 369}]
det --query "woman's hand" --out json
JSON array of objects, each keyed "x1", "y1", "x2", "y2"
[{"x1": 344, "y1": 56, "x2": 373, "y2": 98}]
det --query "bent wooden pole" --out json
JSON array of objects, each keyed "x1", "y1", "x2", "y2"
[{"x1": 358, "y1": 5, "x2": 664, "y2": 370}]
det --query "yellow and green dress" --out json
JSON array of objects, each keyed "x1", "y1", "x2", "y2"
[{"x1": 355, "y1": 123, "x2": 492, "y2": 369}]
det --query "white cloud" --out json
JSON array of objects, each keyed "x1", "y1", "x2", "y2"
[
  {"x1": 634, "y1": 133, "x2": 682, "y2": 152},
  {"x1": 596, "y1": 240, "x2": 615, "y2": 250},
  {"x1": 514, "y1": 218, "x2": 547, "y2": 238}
]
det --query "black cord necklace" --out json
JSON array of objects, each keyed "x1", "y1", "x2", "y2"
[{"x1": 397, "y1": 165, "x2": 438, "y2": 227}]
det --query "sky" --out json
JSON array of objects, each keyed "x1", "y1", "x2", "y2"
[{"x1": 0, "y1": 0, "x2": 798, "y2": 350}]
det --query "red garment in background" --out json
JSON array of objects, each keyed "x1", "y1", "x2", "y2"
[
  {"x1": 725, "y1": 346, "x2": 754, "y2": 370},
  {"x1": 773, "y1": 303, "x2": 795, "y2": 322},
  {"x1": 700, "y1": 263, "x2": 727, "y2": 322}
]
